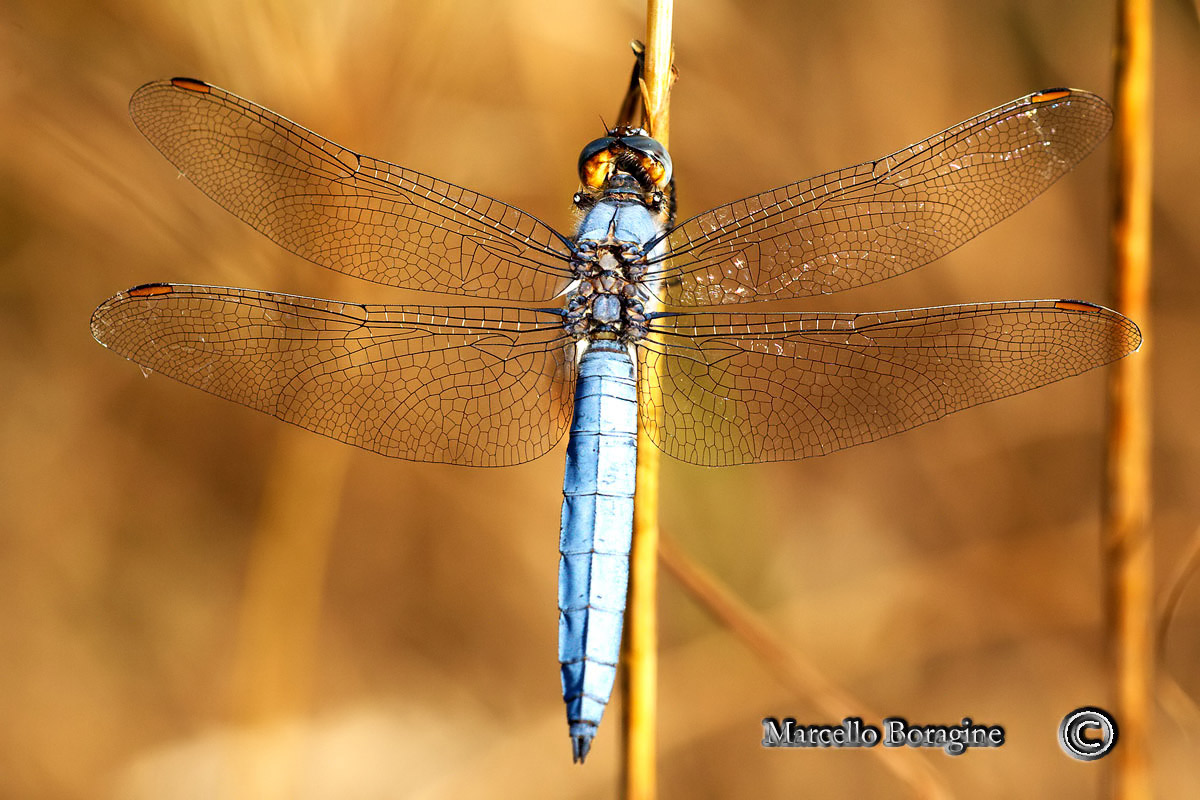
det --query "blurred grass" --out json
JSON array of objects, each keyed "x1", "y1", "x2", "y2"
[
  {"x1": 658, "y1": 533, "x2": 952, "y2": 799},
  {"x1": 2, "y1": 0, "x2": 1199, "y2": 798}
]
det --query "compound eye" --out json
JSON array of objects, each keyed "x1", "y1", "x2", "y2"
[
  {"x1": 578, "y1": 136, "x2": 617, "y2": 188},
  {"x1": 619, "y1": 134, "x2": 673, "y2": 189}
]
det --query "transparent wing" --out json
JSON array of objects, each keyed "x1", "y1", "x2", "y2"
[
  {"x1": 91, "y1": 284, "x2": 576, "y2": 466},
  {"x1": 130, "y1": 79, "x2": 576, "y2": 301},
  {"x1": 649, "y1": 89, "x2": 1112, "y2": 305},
  {"x1": 638, "y1": 301, "x2": 1140, "y2": 466}
]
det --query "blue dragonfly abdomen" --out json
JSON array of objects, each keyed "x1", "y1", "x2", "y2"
[{"x1": 558, "y1": 340, "x2": 636, "y2": 763}]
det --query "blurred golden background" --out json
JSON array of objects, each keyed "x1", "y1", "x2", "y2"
[{"x1": 2, "y1": 0, "x2": 1198, "y2": 797}]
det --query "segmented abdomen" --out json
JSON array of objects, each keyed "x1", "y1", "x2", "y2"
[{"x1": 558, "y1": 339, "x2": 637, "y2": 762}]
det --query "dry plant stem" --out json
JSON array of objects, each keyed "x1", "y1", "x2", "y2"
[
  {"x1": 659, "y1": 534, "x2": 952, "y2": 800},
  {"x1": 1105, "y1": 0, "x2": 1153, "y2": 798},
  {"x1": 622, "y1": 0, "x2": 672, "y2": 797},
  {"x1": 641, "y1": 0, "x2": 673, "y2": 145}
]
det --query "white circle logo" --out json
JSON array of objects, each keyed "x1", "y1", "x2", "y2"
[{"x1": 1059, "y1": 707, "x2": 1118, "y2": 761}]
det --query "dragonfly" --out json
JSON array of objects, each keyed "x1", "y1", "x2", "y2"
[{"x1": 91, "y1": 78, "x2": 1141, "y2": 763}]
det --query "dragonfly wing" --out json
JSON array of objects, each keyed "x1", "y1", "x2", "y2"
[
  {"x1": 638, "y1": 301, "x2": 1140, "y2": 466},
  {"x1": 130, "y1": 79, "x2": 576, "y2": 301},
  {"x1": 650, "y1": 89, "x2": 1112, "y2": 305},
  {"x1": 91, "y1": 284, "x2": 576, "y2": 466}
]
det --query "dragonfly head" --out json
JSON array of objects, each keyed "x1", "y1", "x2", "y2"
[{"x1": 577, "y1": 126, "x2": 672, "y2": 193}]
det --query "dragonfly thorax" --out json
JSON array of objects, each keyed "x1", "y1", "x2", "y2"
[{"x1": 563, "y1": 240, "x2": 650, "y2": 343}]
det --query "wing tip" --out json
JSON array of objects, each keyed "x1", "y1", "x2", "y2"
[
  {"x1": 1028, "y1": 87, "x2": 1113, "y2": 125},
  {"x1": 130, "y1": 78, "x2": 213, "y2": 126},
  {"x1": 1053, "y1": 299, "x2": 1144, "y2": 355},
  {"x1": 91, "y1": 284, "x2": 176, "y2": 345}
]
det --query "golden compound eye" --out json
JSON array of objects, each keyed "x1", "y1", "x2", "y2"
[
  {"x1": 578, "y1": 136, "x2": 617, "y2": 185},
  {"x1": 620, "y1": 134, "x2": 673, "y2": 189},
  {"x1": 580, "y1": 150, "x2": 615, "y2": 188},
  {"x1": 638, "y1": 155, "x2": 667, "y2": 189}
]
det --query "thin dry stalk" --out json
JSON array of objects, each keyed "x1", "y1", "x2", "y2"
[
  {"x1": 640, "y1": 0, "x2": 674, "y2": 147},
  {"x1": 622, "y1": 1, "x2": 673, "y2": 797},
  {"x1": 1105, "y1": 0, "x2": 1154, "y2": 797},
  {"x1": 659, "y1": 534, "x2": 953, "y2": 800}
]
